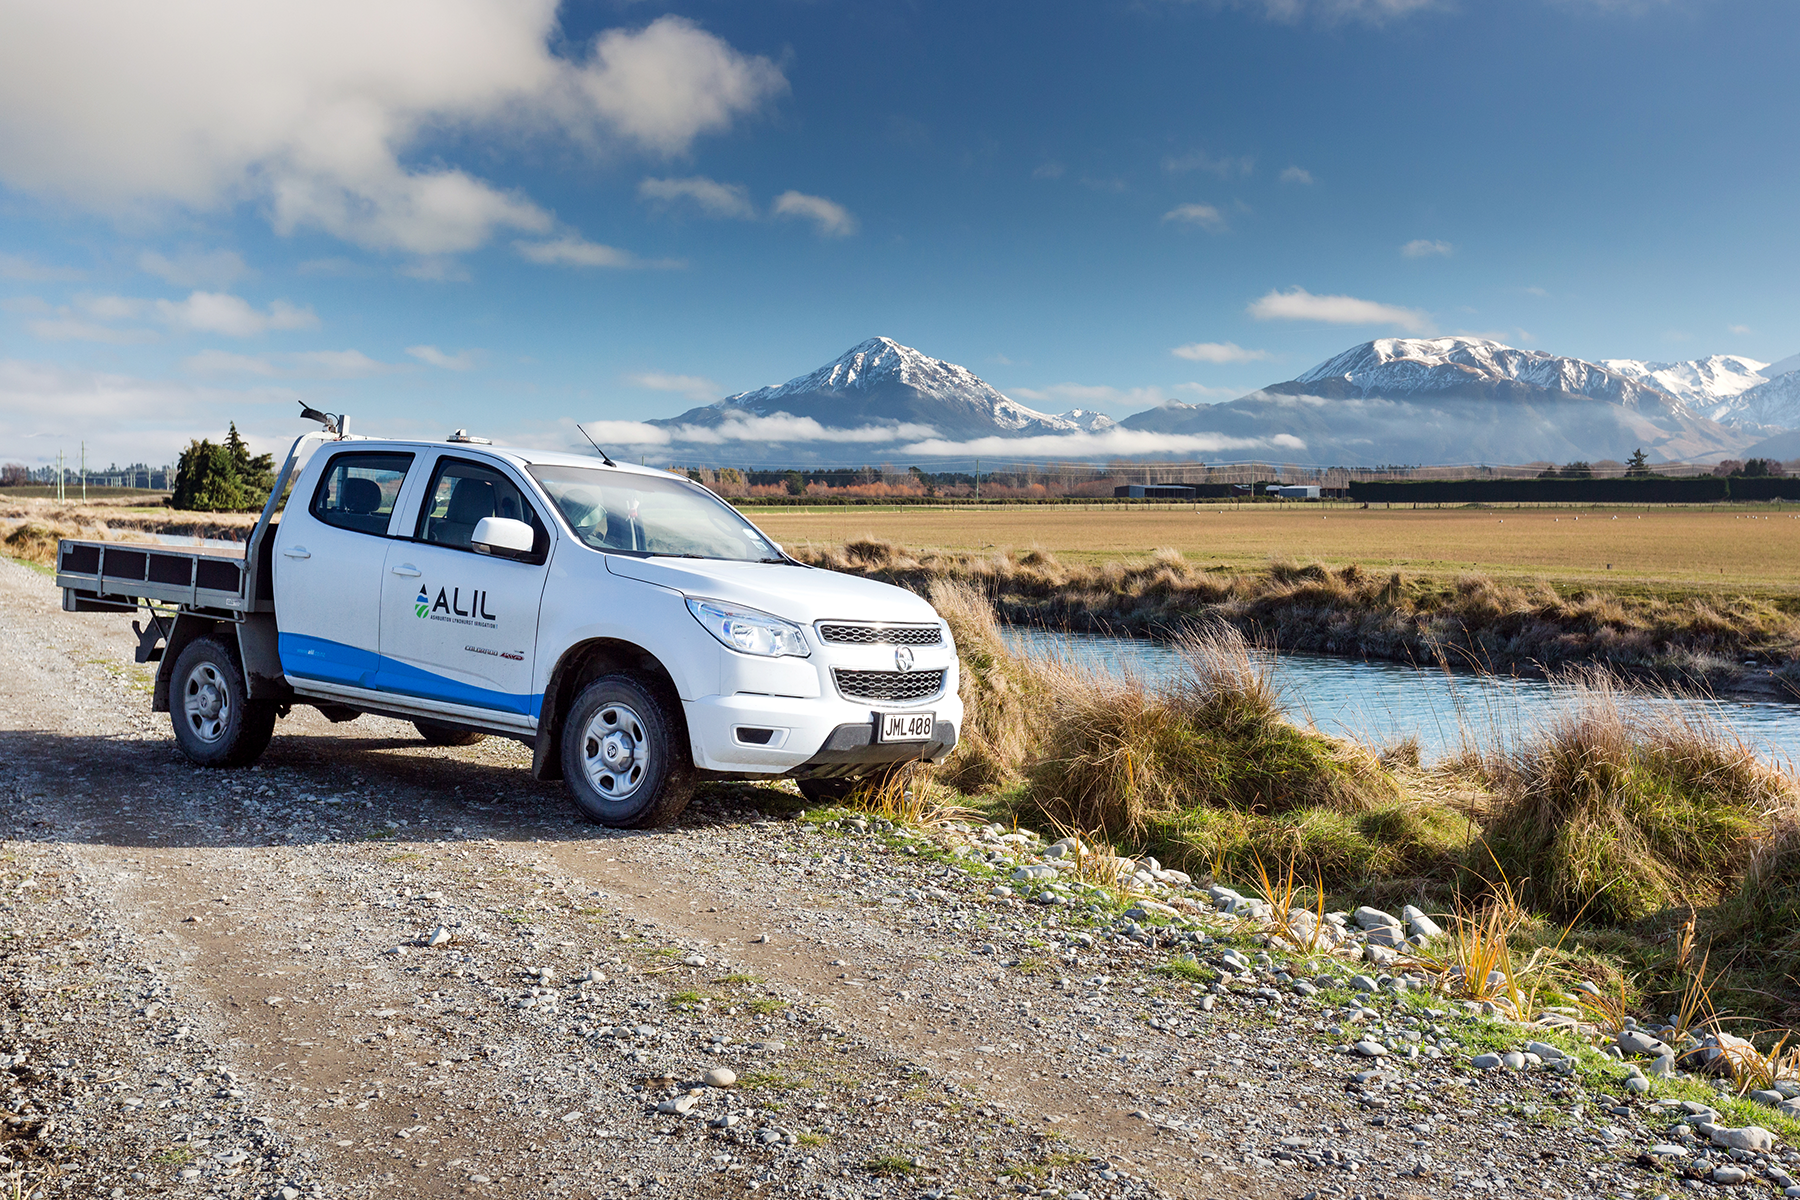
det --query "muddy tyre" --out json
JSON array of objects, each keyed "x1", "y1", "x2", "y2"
[
  {"x1": 414, "y1": 720, "x2": 486, "y2": 747},
  {"x1": 559, "y1": 674, "x2": 694, "y2": 828},
  {"x1": 169, "y1": 636, "x2": 276, "y2": 767}
]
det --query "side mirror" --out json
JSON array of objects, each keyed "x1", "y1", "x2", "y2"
[{"x1": 471, "y1": 516, "x2": 535, "y2": 557}]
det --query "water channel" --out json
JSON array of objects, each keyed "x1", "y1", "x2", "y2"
[{"x1": 1001, "y1": 627, "x2": 1800, "y2": 766}]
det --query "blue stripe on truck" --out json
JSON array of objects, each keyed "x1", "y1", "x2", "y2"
[{"x1": 278, "y1": 633, "x2": 540, "y2": 718}]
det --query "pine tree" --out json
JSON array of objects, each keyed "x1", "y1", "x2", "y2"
[{"x1": 1625, "y1": 448, "x2": 1651, "y2": 477}]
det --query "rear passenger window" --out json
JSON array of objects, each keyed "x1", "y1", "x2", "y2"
[
  {"x1": 310, "y1": 453, "x2": 413, "y2": 535},
  {"x1": 414, "y1": 458, "x2": 549, "y2": 562}
]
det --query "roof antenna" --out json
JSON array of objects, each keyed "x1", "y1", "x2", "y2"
[{"x1": 574, "y1": 422, "x2": 616, "y2": 467}]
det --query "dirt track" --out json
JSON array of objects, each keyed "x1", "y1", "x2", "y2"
[{"x1": 0, "y1": 555, "x2": 1688, "y2": 1200}]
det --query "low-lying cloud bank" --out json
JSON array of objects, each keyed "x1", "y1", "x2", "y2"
[{"x1": 581, "y1": 414, "x2": 1304, "y2": 459}]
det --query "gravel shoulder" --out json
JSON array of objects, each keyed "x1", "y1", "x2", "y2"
[{"x1": 0, "y1": 554, "x2": 1774, "y2": 1200}]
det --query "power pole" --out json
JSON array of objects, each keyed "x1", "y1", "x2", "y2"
[
  {"x1": 80, "y1": 441, "x2": 86, "y2": 502},
  {"x1": 974, "y1": 458, "x2": 980, "y2": 502}
]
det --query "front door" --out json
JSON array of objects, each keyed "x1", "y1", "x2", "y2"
[
  {"x1": 273, "y1": 449, "x2": 416, "y2": 689},
  {"x1": 376, "y1": 455, "x2": 552, "y2": 717}
]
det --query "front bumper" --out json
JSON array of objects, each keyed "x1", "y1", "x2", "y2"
[{"x1": 681, "y1": 689, "x2": 962, "y2": 777}]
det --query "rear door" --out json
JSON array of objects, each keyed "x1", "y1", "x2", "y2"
[
  {"x1": 273, "y1": 449, "x2": 415, "y2": 689},
  {"x1": 376, "y1": 455, "x2": 553, "y2": 717}
]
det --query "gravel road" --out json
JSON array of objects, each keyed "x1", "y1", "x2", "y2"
[{"x1": 0, "y1": 554, "x2": 1754, "y2": 1200}]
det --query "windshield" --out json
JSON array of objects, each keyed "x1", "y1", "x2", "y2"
[{"x1": 528, "y1": 465, "x2": 783, "y2": 562}]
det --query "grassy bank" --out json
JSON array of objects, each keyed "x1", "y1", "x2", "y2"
[
  {"x1": 792, "y1": 538, "x2": 1800, "y2": 696},
  {"x1": 921, "y1": 579, "x2": 1800, "y2": 1036}
]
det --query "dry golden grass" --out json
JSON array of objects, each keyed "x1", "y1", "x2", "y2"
[
  {"x1": 784, "y1": 534, "x2": 1800, "y2": 690},
  {"x1": 753, "y1": 503, "x2": 1800, "y2": 597}
]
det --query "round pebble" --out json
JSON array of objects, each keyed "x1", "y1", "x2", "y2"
[{"x1": 703, "y1": 1067, "x2": 737, "y2": 1088}]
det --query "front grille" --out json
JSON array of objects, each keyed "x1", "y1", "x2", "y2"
[
  {"x1": 818, "y1": 622, "x2": 942, "y2": 646},
  {"x1": 832, "y1": 668, "x2": 946, "y2": 702}
]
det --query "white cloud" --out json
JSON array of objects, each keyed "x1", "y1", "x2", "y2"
[
  {"x1": 1031, "y1": 161, "x2": 1066, "y2": 180},
  {"x1": 574, "y1": 17, "x2": 787, "y2": 154},
  {"x1": 1279, "y1": 166, "x2": 1314, "y2": 185},
  {"x1": 585, "y1": 413, "x2": 938, "y2": 447},
  {"x1": 1011, "y1": 383, "x2": 1166, "y2": 410},
  {"x1": 1729, "y1": 324, "x2": 1753, "y2": 336},
  {"x1": 1248, "y1": 286, "x2": 1433, "y2": 333},
  {"x1": 408, "y1": 345, "x2": 477, "y2": 370},
  {"x1": 1171, "y1": 341, "x2": 1271, "y2": 364},
  {"x1": 26, "y1": 318, "x2": 157, "y2": 344},
  {"x1": 155, "y1": 291, "x2": 319, "y2": 337},
  {"x1": 1524, "y1": 285, "x2": 1548, "y2": 297},
  {"x1": 288, "y1": 349, "x2": 393, "y2": 378},
  {"x1": 1163, "y1": 150, "x2": 1253, "y2": 177},
  {"x1": 1248, "y1": 0, "x2": 1443, "y2": 23},
  {"x1": 638, "y1": 175, "x2": 757, "y2": 219},
  {"x1": 138, "y1": 248, "x2": 250, "y2": 287},
  {"x1": 1400, "y1": 238, "x2": 1454, "y2": 258},
  {"x1": 183, "y1": 350, "x2": 277, "y2": 376},
  {"x1": 1172, "y1": 382, "x2": 1244, "y2": 399},
  {"x1": 1162, "y1": 203, "x2": 1227, "y2": 232},
  {"x1": 397, "y1": 257, "x2": 472, "y2": 283},
  {"x1": 0, "y1": 253, "x2": 84, "y2": 282},
  {"x1": 627, "y1": 371, "x2": 720, "y2": 401},
  {"x1": 0, "y1": 356, "x2": 294, "y2": 468},
  {"x1": 899, "y1": 429, "x2": 1307, "y2": 459},
  {"x1": 771, "y1": 191, "x2": 858, "y2": 238},
  {"x1": 81, "y1": 295, "x2": 147, "y2": 321},
  {"x1": 0, "y1": 7, "x2": 784, "y2": 255},
  {"x1": 183, "y1": 348, "x2": 394, "y2": 377},
  {"x1": 514, "y1": 237, "x2": 682, "y2": 269}
]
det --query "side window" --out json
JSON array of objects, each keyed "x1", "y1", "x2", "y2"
[
  {"x1": 310, "y1": 453, "x2": 414, "y2": 536},
  {"x1": 414, "y1": 458, "x2": 549, "y2": 562}
]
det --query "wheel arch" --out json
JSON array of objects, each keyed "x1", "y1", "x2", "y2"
[
  {"x1": 153, "y1": 613, "x2": 224, "y2": 713},
  {"x1": 531, "y1": 638, "x2": 688, "y2": 782}
]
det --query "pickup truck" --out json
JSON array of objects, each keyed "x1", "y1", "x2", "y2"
[{"x1": 55, "y1": 413, "x2": 962, "y2": 827}]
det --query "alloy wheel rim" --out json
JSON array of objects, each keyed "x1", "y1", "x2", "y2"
[
  {"x1": 183, "y1": 662, "x2": 230, "y2": 744},
  {"x1": 580, "y1": 702, "x2": 649, "y2": 800}
]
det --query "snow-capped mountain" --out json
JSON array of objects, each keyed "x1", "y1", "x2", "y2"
[
  {"x1": 1295, "y1": 337, "x2": 1680, "y2": 410},
  {"x1": 1600, "y1": 354, "x2": 1770, "y2": 421},
  {"x1": 1055, "y1": 408, "x2": 1117, "y2": 432},
  {"x1": 1730, "y1": 370, "x2": 1800, "y2": 430},
  {"x1": 1123, "y1": 335, "x2": 1760, "y2": 465},
  {"x1": 654, "y1": 337, "x2": 1089, "y2": 440}
]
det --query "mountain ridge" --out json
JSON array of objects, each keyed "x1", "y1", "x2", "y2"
[{"x1": 639, "y1": 334, "x2": 1793, "y2": 465}]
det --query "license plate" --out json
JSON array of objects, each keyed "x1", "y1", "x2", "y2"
[{"x1": 877, "y1": 711, "x2": 935, "y2": 742}]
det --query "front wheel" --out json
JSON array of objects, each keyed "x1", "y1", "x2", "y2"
[
  {"x1": 559, "y1": 674, "x2": 693, "y2": 828},
  {"x1": 169, "y1": 636, "x2": 276, "y2": 767}
]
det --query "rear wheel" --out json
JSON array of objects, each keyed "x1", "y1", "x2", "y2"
[
  {"x1": 169, "y1": 636, "x2": 276, "y2": 767},
  {"x1": 414, "y1": 720, "x2": 485, "y2": 747},
  {"x1": 559, "y1": 674, "x2": 694, "y2": 828}
]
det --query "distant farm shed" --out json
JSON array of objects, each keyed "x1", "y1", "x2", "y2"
[
  {"x1": 1273, "y1": 485, "x2": 1321, "y2": 499},
  {"x1": 1114, "y1": 484, "x2": 1196, "y2": 499}
]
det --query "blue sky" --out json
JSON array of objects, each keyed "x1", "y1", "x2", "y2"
[{"x1": 1, "y1": 0, "x2": 1795, "y2": 468}]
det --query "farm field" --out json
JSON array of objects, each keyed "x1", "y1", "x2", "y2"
[{"x1": 749, "y1": 502, "x2": 1800, "y2": 599}]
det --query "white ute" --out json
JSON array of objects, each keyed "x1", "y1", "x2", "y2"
[{"x1": 54, "y1": 410, "x2": 961, "y2": 827}]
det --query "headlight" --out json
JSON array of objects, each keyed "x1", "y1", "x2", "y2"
[{"x1": 685, "y1": 598, "x2": 810, "y2": 658}]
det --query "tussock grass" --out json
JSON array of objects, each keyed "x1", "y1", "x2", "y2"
[
  {"x1": 1018, "y1": 621, "x2": 1474, "y2": 891},
  {"x1": 1470, "y1": 670, "x2": 1794, "y2": 924}
]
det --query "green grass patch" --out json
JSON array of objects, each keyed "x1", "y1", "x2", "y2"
[{"x1": 862, "y1": 1155, "x2": 916, "y2": 1177}]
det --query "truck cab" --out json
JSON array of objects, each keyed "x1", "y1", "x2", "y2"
[{"x1": 57, "y1": 429, "x2": 962, "y2": 828}]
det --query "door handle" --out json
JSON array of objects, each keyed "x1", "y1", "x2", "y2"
[
  {"x1": 282, "y1": 546, "x2": 310, "y2": 559},
  {"x1": 391, "y1": 564, "x2": 422, "y2": 578}
]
